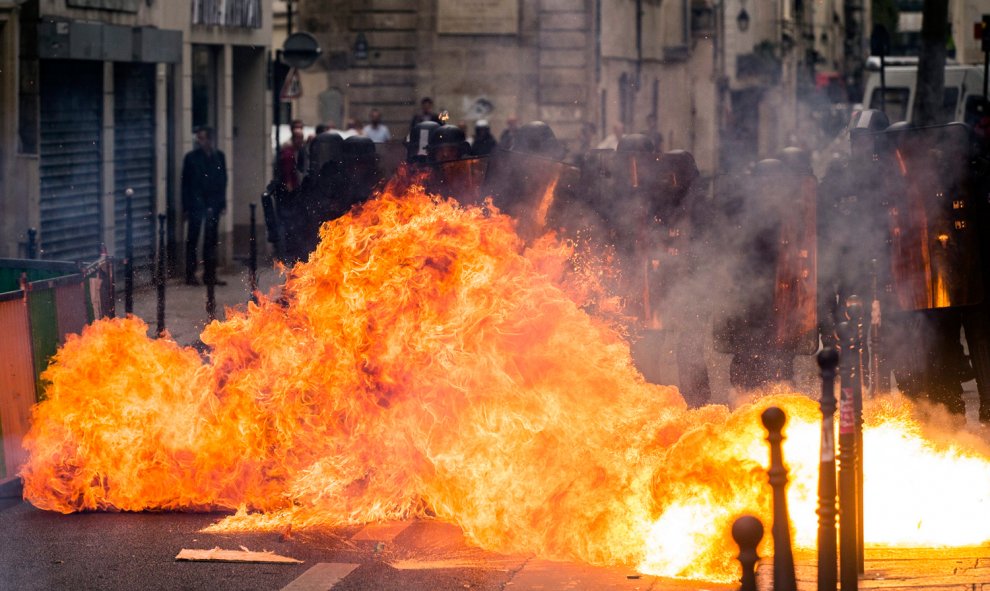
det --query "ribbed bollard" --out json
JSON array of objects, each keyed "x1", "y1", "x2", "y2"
[
  {"x1": 836, "y1": 321, "x2": 859, "y2": 591},
  {"x1": 155, "y1": 214, "x2": 167, "y2": 336},
  {"x1": 249, "y1": 203, "x2": 258, "y2": 301},
  {"x1": 124, "y1": 187, "x2": 134, "y2": 315},
  {"x1": 817, "y1": 348, "x2": 839, "y2": 591},
  {"x1": 261, "y1": 185, "x2": 283, "y2": 261},
  {"x1": 762, "y1": 406, "x2": 797, "y2": 591},
  {"x1": 845, "y1": 296, "x2": 866, "y2": 574},
  {"x1": 868, "y1": 259, "x2": 886, "y2": 394},
  {"x1": 733, "y1": 515, "x2": 764, "y2": 591},
  {"x1": 101, "y1": 243, "x2": 115, "y2": 318}
]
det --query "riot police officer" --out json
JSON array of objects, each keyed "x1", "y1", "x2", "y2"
[
  {"x1": 340, "y1": 135, "x2": 382, "y2": 212},
  {"x1": 715, "y1": 150, "x2": 818, "y2": 390},
  {"x1": 877, "y1": 121, "x2": 983, "y2": 418},
  {"x1": 481, "y1": 121, "x2": 578, "y2": 241},
  {"x1": 817, "y1": 108, "x2": 890, "y2": 380},
  {"x1": 423, "y1": 124, "x2": 486, "y2": 205}
]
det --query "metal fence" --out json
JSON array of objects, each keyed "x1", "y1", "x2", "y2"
[{"x1": 0, "y1": 257, "x2": 113, "y2": 484}]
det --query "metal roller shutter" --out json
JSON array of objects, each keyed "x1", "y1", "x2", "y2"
[
  {"x1": 113, "y1": 63, "x2": 157, "y2": 272},
  {"x1": 39, "y1": 60, "x2": 103, "y2": 262}
]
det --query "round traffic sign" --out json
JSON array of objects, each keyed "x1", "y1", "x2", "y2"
[{"x1": 281, "y1": 32, "x2": 322, "y2": 69}]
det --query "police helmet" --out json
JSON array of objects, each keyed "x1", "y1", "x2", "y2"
[
  {"x1": 309, "y1": 131, "x2": 344, "y2": 174},
  {"x1": 777, "y1": 147, "x2": 812, "y2": 175},
  {"x1": 848, "y1": 109, "x2": 890, "y2": 136},
  {"x1": 752, "y1": 158, "x2": 785, "y2": 177},
  {"x1": 408, "y1": 120, "x2": 441, "y2": 162},
  {"x1": 511, "y1": 121, "x2": 564, "y2": 158},
  {"x1": 616, "y1": 133, "x2": 655, "y2": 153},
  {"x1": 427, "y1": 124, "x2": 469, "y2": 163}
]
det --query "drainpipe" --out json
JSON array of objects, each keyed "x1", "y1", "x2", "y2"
[
  {"x1": 636, "y1": 0, "x2": 643, "y2": 90},
  {"x1": 683, "y1": 0, "x2": 690, "y2": 47}
]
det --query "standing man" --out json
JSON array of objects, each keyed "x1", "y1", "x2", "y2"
[
  {"x1": 181, "y1": 126, "x2": 227, "y2": 286},
  {"x1": 362, "y1": 108, "x2": 391, "y2": 143},
  {"x1": 279, "y1": 119, "x2": 307, "y2": 193},
  {"x1": 409, "y1": 97, "x2": 441, "y2": 137}
]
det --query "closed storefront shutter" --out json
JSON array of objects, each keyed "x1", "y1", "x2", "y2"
[
  {"x1": 113, "y1": 63, "x2": 157, "y2": 271},
  {"x1": 39, "y1": 60, "x2": 103, "y2": 262}
]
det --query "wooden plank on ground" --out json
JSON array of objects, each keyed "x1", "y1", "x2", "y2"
[
  {"x1": 280, "y1": 563, "x2": 359, "y2": 591},
  {"x1": 175, "y1": 547, "x2": 302, "y2": 564},
  {"x1": 350, "y1": 521, "x2": 411, "y2": 542}
]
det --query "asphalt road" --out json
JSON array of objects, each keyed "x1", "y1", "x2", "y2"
[
  {"x1": 4, "y1": 493, "x2": 990, "y2": 591},
  {"x1": 0, "y1": 495, "x2": 721, "y2": 591}
]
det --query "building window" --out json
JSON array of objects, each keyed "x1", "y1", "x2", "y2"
[
  {"x1": 192, "y1": 45, "x2": 219, "y2": 132},
  {"x1": 192, "y1": 0, "x2": 262, "y2": 29}
]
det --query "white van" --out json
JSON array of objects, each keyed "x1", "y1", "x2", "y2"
[{"x1": 861, "y1": 57, "x2": 986, "y2": 124}]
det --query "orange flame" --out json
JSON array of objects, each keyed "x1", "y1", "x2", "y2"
[{"x1": 19, "y1": 181, "x2": 990, "y2": 583}]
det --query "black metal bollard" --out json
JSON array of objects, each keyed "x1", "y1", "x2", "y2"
[
  {"x1": 124, "y1": 188, "x2": 134, "y2": 314},
  {"x1": 845, "y1": 296, "x2": 866, "y2": 574},
  {"x1": 204, "y1": 207, "x2": 218, "y2": 321},
  {"x1": 817, "y1": 348, "x2": 839, "y2": 591},
  {"x1": 26, "y1": 228, "x2": 37, "y2": 259},
  {"x1": 260, "y1": 184, "x2": 284, "y2": 261},
  {"x1": 732, "y1": 515, "x2": 764, "y2": 591},
  {"x1": 249, "y1": 203, "x2": 258, "y2": 300},
  {"x1": 156, "y1": 214, "x2": 167, "y2": 336},
  {"x1": 836, "y1": 321, "x2": 859, "y2": 590},
  {"x1": 100, "y1": 243, "x2": 116, "y2": 318},
  {"x1": 868, "y1": 259, "x2": 887, "y2": 395},
  {"x1": 761, "y1": 406, "x2": 797, "y2": 591}
]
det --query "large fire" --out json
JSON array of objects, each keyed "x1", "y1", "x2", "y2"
[{"x1": 18, "y1": 181, "x2": 990, "y2": 583}]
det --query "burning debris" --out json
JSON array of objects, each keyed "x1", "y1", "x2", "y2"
[
  {"x1": 18, "y1": 180, "x2": 990, "y2": 584},
  {"x1": 175, "y1": 547, "x2": 302, "y2": 564}
]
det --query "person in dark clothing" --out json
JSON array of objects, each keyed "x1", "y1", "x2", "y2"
[
  {"x1": 471, "y1": 120, "x2": 497, "y2": 156},
  {"x1": 409, "y1": 97, "x2": 441, "y2": 137},
  {"x1": 182, "y1": 126, "x2": 227, "y2": 286}
]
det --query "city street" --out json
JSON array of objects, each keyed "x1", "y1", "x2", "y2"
[
  {"x1": 3, "y1": 494, "x2": 990, "y2": 590},
  {"x1": 2, "y1": 262, "x2": 989, "y2": 590}
]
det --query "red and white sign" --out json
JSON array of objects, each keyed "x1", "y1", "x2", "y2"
[{"x1": 280, "y1": 67, "x2": 302, "y2": 102}]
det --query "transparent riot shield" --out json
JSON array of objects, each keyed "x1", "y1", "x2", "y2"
[
  {"x1": 713, "y1": 162, "x2": 818, "y2": 355},
  {"x1": 427, "y1": 157, "x2": 490, "y2": 206},
  {"x1": 481, "y1": 148, "x2": 580, "y2": 241},
  {"x1": 880, "y1": 122, "x2": 984, "y2": 310}
]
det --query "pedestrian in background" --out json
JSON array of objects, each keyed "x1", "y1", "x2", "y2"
[
  {"x1": 471, "y1": 120, "x2": 497, "y2": 156},
  {"x1": 597, "y1": 122, "x2": 625, "y2": 150},
  {"x1": 362, "y1": 109, "x2": 391, "y2": 143},
  {"x1": 342, "y1": 117, "x2": 362, "y2": 139},
  {"x1": 645, "y1": 113, "x2": 664, "y2": 153},
  {"x1": 181, "y1": 126, "x2": 227, "y2": 286},
  {"x1": 279, "y1": 119, "x2": 307, "y2": 193},
  {"x1": 409, "y1": 97, "x2": 442, "y2": 137},
  {"x1": 499, "y1": 115, "x2": 519, "y2": 149}
]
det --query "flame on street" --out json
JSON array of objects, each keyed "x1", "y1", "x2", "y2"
[{"x1": 19, "y1": 182, "x2": 990, "y2": 583}]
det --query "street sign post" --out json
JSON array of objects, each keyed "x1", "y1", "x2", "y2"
[
  {"x1": 280, "y1": 67, "x2": 302, "y2": 102},
  {"x1": 272, "y1": 32, "x2": 322, "y2": 179},
  {"x1": 281, "y1": 32, "x2": 322, "y2": 69}
]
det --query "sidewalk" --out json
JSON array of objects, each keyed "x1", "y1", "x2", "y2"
[{"x1": 118, "y1": 262, "x2": 283, "y2": 347}]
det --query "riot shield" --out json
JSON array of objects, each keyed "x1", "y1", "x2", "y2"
[
  {"x1": 713, "y1": 159, "x2": 818, "y2": 355},
  {"x1": 375, "y1": 140, "x2": 408, "y2": 181},
  {"x1": 481, "y1": 148, "x2": 580, "y2": 241},
  {"x1": 426, "y1": 157, "x2": 490, "y2": 206},
  {"x1": 879, "y1": 122, "x2": 984, "y2": 310}
]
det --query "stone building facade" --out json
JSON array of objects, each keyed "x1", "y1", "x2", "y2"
[
  {"x1": 288, "y1": 0, "x2": 726, "y2": 170},
  {"x1": 0, "y1": 0, "x2": 273, "y2": 269},
  {"x1": 283, "y1": 0, "x2": 869, "y2": 178}
]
